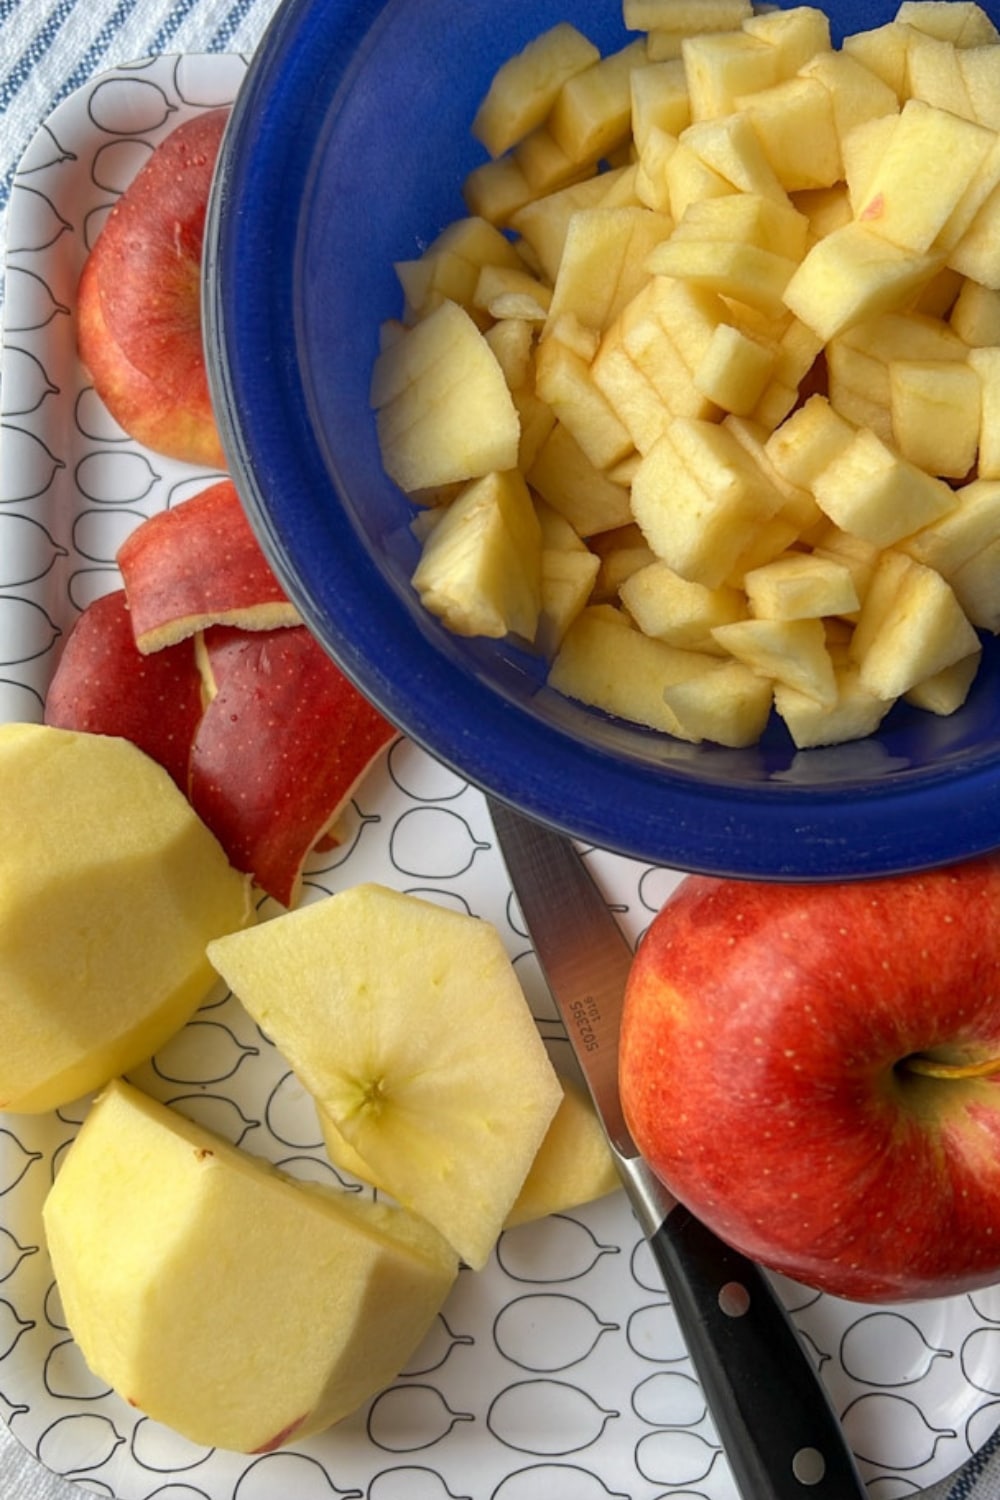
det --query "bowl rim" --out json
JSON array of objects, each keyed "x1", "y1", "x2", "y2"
[{"x1": 203, "y1": 0, "x2": 1000, "y2": 881}]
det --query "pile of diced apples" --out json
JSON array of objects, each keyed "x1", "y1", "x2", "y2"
[{"x1": 371, "y1": 0, "x2": 1000, "y2": 750}]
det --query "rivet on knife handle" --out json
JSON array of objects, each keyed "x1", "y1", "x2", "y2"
[{"x1": 487, "y1": 797, "x2": 867, "y2": 1500}]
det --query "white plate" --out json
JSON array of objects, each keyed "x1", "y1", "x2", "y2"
[{"x1": 0, "y1": 53, "x2": 996, "y2": 1500}]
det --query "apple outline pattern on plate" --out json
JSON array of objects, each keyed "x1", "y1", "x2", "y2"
[{"x1": 0, "y1": 50, "x2": 992, "y2": 1500}]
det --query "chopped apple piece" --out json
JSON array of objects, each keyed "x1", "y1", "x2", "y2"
[
  {"x1": 842, "y1": 21, "x2": 912, "y2": 99},
  {"x1": 548, "y1": 40, "x2": 648, "y2": 164},
  {"x1": 810, "y1": 427, "x2": 957, "y2": 546},
  {"x1": 549, "y1": 605, "x2": 719, "y2": 732},
  {"x1": 782, "y1": 222, "x2": 943, "y2": 342},
  {"x1": 371, "y1": 299, "x2": 520, "y2": 491},
  {"x1": 534, "y1": 332, "x2": 634, "y2": 469},
  {"x1": 631, "y1": 418, "x2": 781, "y2": 588},
  {"x1": 969, "y1": 346, "x2": 1000, "y2": 476},
  {"x1": 905, "y1": 651, "x2": 981, "y2": 715},
  {"x1": 620, "y1": 559, "x2": 746, "y2": 651},
  {"x1": 744, "y1": 553, "x2": 860, "y2": 621},
  {"x1": 736, "y1": 75, "x2": 843, "y2": 190},
  {"x1": 682, "y1": 29, "x2": 780, "y2": 120},
  {"x1": 888, "y1": 358, "x2": 981, "y2": 478},
  {"x1": 411, "y1": 468, "x2": 542, "y2": 641},
  {"x1": 471, "y1": 23, "x2": 600, "y2": 157},
  {"x1": 660, "y1": 657, "x2": 774, "y2": 745},
  {"x1": 44, "y1": 1080, "x2": 458, "y2": 1453},
  {"x1": 693, "y1": 322, "x2": 775, "y2": 414},
  {"x1": 545, "y1": 206, "x2": 674, "y2": 335},
  {"x1": 527, "y1": 421, "x2": 635, "y2": 535},
  {"x1": 764, "y1": 394, "x2": 855, "y2": 489},
  {"x1": 537, "y1": 546, "x2": 601, "y2": 658},
  {"x1": 208, "y1": 884, "x2": 563, "y2": 1271},
  {"x1": 855, "y1": 100, "x2": 996, "y2": 253},
  {"x1": 950, "y1": 535, "x2": 1000, "y2": 630},
  {"x1": 742, "y1": 6, "x2": 831, "y2": 74},
  {"x1": 899, "y1": 476, "x2": 1000, "y2": 577},
  {"x1": 394, "y1": 217, "x2": 523, "y2": 325},
  {"x1": 630, "y1": 59, "x2": 691, "y2": 150},
  {"x1": 850, "y1": 551, "x2": 982, "y2": 699},
  {"x1": 711, "y1": 617, "x2": 837, "y2": 704},
  {"x1": 896, "y1": 1, "x2": 999, "y2": 46},
  {"x1": 774, "y1": 664, "x2": 893, "y2": 748}
]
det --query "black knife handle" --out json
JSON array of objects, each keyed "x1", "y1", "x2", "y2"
[{"x1": 648, "y1": 1203, "x2": 868, "y2": 1500}]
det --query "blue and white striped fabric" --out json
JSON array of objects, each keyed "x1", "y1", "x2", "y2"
[{"x1": 0, "y1": 0, "x2": 280, "y2": 305}]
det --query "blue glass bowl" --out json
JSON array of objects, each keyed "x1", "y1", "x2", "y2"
[{"x1": 204, "y1": 0, "x2": 1000, "y2": 880}]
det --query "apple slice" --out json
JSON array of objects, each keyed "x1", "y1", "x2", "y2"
[
  {"x1": 77, "y1": 108, "x2": 229, "y2": 468},
  {"x1": 117, "y1": 480, "x2": 301, "y2": 653},
  {"x1": 188, "y1": 626, "x2": 397, "y2": 907},
  {"x1": 208, "y1": 883, "x2": 564, "y2": 1269},
  {"x1": 43, "y1": 589, "x2": 204, "y2": 790}
]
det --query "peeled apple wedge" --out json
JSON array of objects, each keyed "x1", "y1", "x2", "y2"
[
  {"x1": 0, "y1": 723, "x2": 252, "y2": 1113},
  {"x1": 208, "y1": 883, "x2": 563, "y2": 1269},
  {"x1": 318, "y1": 1071, "x2": 621, "y2": 1228},
  {"x1": 43, "y1": 1080, "x2": 458, "y2": 1452}
]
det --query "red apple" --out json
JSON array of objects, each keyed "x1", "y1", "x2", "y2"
[
  {"x1": 188, "y1": 625, "x2": 398, "y2": 906},
  {"x1": 619, "y1": 858, "x2": 1000, "y2": 1303},
  {"x1": 117, "y1": 480, "x2": 300, "y2": 653},
  {"x1": 77, "y1": 108, "x2": 229, "y2": 468},
  {"x1": 43, "y1": 588, "x2": 204, "y2": 790}
]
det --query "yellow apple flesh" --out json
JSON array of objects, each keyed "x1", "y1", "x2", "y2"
[
  {"x1": 0, "y1": 723, "x2": 252, "y2": 1113},
  {"x1": 43, "y1": 1080, "x2": 458, "y2": 1452}
]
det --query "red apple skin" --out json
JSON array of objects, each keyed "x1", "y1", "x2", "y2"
[
  {"x1": 117, "y1": 480, "x2": 301, "y2": 653},
  {"x1": 43, "y1": 588, "x2": 204, "y2": 790},
  {"x1": 188, "y1": 625, "x2": 398, "y2": 907},
  {"x1": 77, "y1": 108, "x2": 228, "y2": 469},
  {"x1": 619, "y1": 858, "x2": 1000, "y2": 1303}
]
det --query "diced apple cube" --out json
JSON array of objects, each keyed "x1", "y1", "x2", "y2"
[
  {"x1": 463, "y1": 155, "x2": 534, "y2": 228},
  {"x1": 646, "y1": 237, "x2": 799, "y2": 315},
  {"x1": 678, "y1": 113, "x2": 791, "y2": 202},
  {"x1": 667, "y1": 189, "x2": 809, "y2": 258},
  {"x1": 742, "y1": 6, "x2": 832, "y2": 75},
  {"x1": 851, "y1": 553, "x2": 981, "y2": 699},
  {"x1": 473, "y1": 264, "x2": 551, "y2": 322},
  {"x1": 534, "y1": 335, "x2": 635, "y2": 469},
  {"x1": 548, "y1": 40, "x2": 648, "y2": 164},
  {"x1": 510, "y1": 168, "x2": 635, "y2": 282},
  {"x1": 957, "y1": 44, "x2": 1000, "y2": 128},
  {"x1": 782, "y1": 222, "x2": 943, "y2": 342},
  {"x1": 895, "y1": 1, "x2": 999, "y2": 46},
  {"x1": 900, "y1": 475, "x2": 1000, "y2": 577},
  {"x1": 968, "y1": 346, "x2": 1000, "y2": 476},
  {"x1": 950, "y1": 277, "x2": 1000, "y2": 343},
  {"x1": 630, "y1": 60, "x2": 691, "y2": 151},
  {"x1": 723, "y1": 414, "x2": 822, "y2": 530},
  {"x1": 371, "y1": 300, "x2": 520, "y2": 492},
  {"x1": 855, "y1": 100, "x2": 996, "y2": 253},
  {"x1": 683, "y1": 30, "x2": 780, "y2": 120},
  {"x1": 904, "y1": 651, "x2": 981, "y2": 714},
  {"x1": 950, "y1": 535, "x2": 1000, "y2": 630},
  {"x1": 774, "y1": 663, "x2": 893, "y2": 748},
  {"x1": 513, "y1": 125, "x2": 595, "y2": 197},
  {"x1": 888, "y1": 358, "x2": 981, "y2": 478},
  {"x1": 764, "y1": 395, "x2": 855, "y2": 489},
  {"x1": 799, "y1": 50, "x2": 899, "y2": 155},
  {"x1": 631, "y1": 418, "x2": 781, "y2": 587},
  {"x1": 693, "y1": 323, "x2": 774, "y2": 414},
  {"x1": 635, "y1": 126, "x2": 680, "y2": 213},
  {"x1": 471, "y1": 23, "x2": 601, "y2": 157},
  {"x1": 548, "y1": 605, "x2": 719, "y2": 734},
  {"x1": 527, "y1": 422, "x2": 634, "y2": 535},
  {"x1": 905, "y1": 31, "x2": 975, "y2": 116},
  {"x1": 661, "y1": 658, "x2": 774, "y2": 745},
  {"x1": 736, "y1": 76, "x2": 842, "y2": 189},
  {"x1": 711, "y1": 617, "x2": 837, "y2": 705},
  {"x1": 744, "y1": 552, "x2": 860, "y2": 620},
  {"x1": 620, "y1": 559, "x2": 746, "y2": 651},
  {"x1": 842, "y1": 22, "x2": 912, "y2": 99},
  {"x1": 537, "y1": 547, "x2": 601, "y2": 658},
  {"x1": 589, "y1": 338, "x2": 673, "y2": 453},
  {"x1": 811, "y1": 524, "x2": 883, "y2": 607},
  {"x1": 546, "y1": 206, "x2": 674, "y2": 335},
  {"x1": 811, "y1": 427, "x2": 957, "y2": 546},
  {"x1": 411, "y1": 469, "x2": 541, "y2": 640},
  {"x1": 394, "y1": 217, "x2": 523, "y2": 325}
]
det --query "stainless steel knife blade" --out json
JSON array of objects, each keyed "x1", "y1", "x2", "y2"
[{"x1": 487, "y1": 796, "x2": 867, "y2": 1500}]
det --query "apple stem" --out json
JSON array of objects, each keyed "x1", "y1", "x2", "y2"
[{"x1": 904, "y1": 1054, "x2": 1000, "y2": 1080}]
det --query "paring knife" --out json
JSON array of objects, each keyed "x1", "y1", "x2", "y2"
[{"x1": 487, "y1": 797, "x2": 868, "y2": 1500}]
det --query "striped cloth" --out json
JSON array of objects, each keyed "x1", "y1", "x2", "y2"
[
  {"x1": 3, "y1": 3, "x2": 1000, "y2": 1496},
  {"x1": 0, "y1": 0, "x2": 280, "y2": 307}
]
